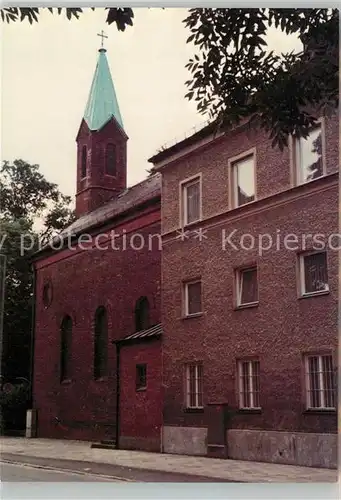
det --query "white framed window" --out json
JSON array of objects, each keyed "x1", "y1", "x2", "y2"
[
  {"x1": 181, "y1": 176, "x2": 201, "y2": 225},
  {"x1": 299, "y1": 251, "x2": 329, "y2": 296},
  {"x1": 232, "y1": 154, "x2": 255, "y2": 208},
  {"x1": 184, "y1": 280, "x2": 202, "y2": 316},
  {"x1": 238, "y1": 360, "x2": 260, "y2": 409},
  {"x1": 294, "y1": 123, "x2": 325, "y2": 185},
  {"x1": 305, "y1": 354, "x2": 335, "y2": 409},
  {"x1": 236, "y1": 267, "x2": 258, "y2": 306},
  {"x1": 185, "y1": 363, "x2": 203, "y2": 409}
]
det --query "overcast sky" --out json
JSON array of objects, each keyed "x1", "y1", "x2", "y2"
[{"x1": 2, "y1": 8, "x2": 301, "y2": 202}]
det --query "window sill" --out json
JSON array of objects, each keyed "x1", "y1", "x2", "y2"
[
  {"x1": 182, "y1": 219, "x2": 202, "y2": 229},
  {"x1": 234, "y1": 302, "x2": 259, "y2": 311},
  {"x1": 184, "y1": 407, "x2": 204, "y2": 414},
  {"x1": 232, "y1": 198, "x2": 257, "y2": 210},
  {"x1": 136, "y1": 387, "x2": 147, "y2": 392},
  {"x1": 237, "y1": 408, "x2": 262, "y2": 414},
  {"x1": 299, "y1": 291, "x2": 330, "y2": 300},
  {"x1": 296, "y1": 174, "x2": 326, "y2": 187},
  {"x1": 303, "y1": 408, "x2": 336, "y2": 415},
  {"x1": 182, "y1": 312, "x2": 204, "y2": 320}
]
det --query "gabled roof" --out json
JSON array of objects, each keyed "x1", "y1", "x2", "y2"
[
  {"x1": 33, "y1": 174, "x2": 161, "y2": 258},
  {"x1": 64, "y1": 173, "x2": 160, "y2": 237},
  {"x1": 84, "y1": 48, "x2": 123, "y2": 131}
]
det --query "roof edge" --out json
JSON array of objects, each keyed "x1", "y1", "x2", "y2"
[
  {"x1": 148, "y1": 122, "x2": 216, "y2": 165},
  {"x1": 148, "y1": 117, "x2": 253, "y2": 168},
  {"x1": 31, "y1": 191, "x2": 161, "y2": 261},
  {"x1": 113, "y1": 323, "x2": 162, "y2": 345}
]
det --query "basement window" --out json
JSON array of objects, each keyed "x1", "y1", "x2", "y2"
[
  {"x1": 305, "y1": 354, "x2": 335, "y2": 409},
  {"x1": 185, "y1": 363, "x2": 203, "y2": 409},
  {"x1": 136, "y1": 364, "x2": 147, "y2": 391},
  {"x1": 238, "y1": 359, "x2": 261, "y2": 409}
]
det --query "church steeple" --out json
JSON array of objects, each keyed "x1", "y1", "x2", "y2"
[
  {"x1": 83, "y1": 48, "x2": 124, "y2": 132},
  {"x1": 75, "y1": 41, "x2": 128, "y2": 217}
]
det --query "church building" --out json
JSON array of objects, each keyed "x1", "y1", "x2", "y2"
[{"x1": 32, "y1": 46, "x2": 163, "y2": 452}]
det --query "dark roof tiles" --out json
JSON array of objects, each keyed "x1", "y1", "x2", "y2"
[
  {"x1": 36, "y1": 173, "x2": 161, "y2": 256},
  {"x1": 63, "y1": 173, "x2": 161, "y2": 237}
]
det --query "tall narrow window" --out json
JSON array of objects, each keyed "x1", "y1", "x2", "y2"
[
  {"x1": 60, "y1": 315, "x2": 72, "y2": 382},
  {"x1": 81, "y1": 145, "x2": 87, "y2": 179},
  {"x1": 135, "y1": 296, "x2": 150, "y2": 332},
  {"x1": 185, "y1": 363, "x2": 203, "y2": 409},
  {"x1": 238, "y1": 359, "x2": 260, "y2": 409},
  {"x1": 295, "y1": 124, "x2": 324, "y2": 184},
  {"x1": 181, "y1": 177, "x2": 201, "y2": 225},
  {"x1": 136, "y1": 364, "x2": 147, "y2": 391},
  {"x1": 105, "y1": 143, "x2": 116, "y2": 176},
  {"x1": 94, "y1": 307, "x2": 108, "y2": 379},
  {"x1": 232, "y1": 154, "x2": 255, "y2": 207},
  {"x1": 184, "y1": 280, "x2": 202, "y2": 316},
  {"x1": 299, "y1": 252, "x2": 328, "y2": 296},
  {"x1": 305, "y1": 354, "x2": 335, "y2": 409}
]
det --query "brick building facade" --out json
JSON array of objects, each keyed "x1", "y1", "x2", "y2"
[
  {"x1": 149, "y1": 113, "x2": 338, "y2": 468},
  {"x1": 31, "y1": 45, "x2": 338, "y2": 468}
]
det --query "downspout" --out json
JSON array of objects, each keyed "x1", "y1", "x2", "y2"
[
  {"x1": 29, "y1": 264, "x2": 36, "y2": 407},
  {"x1": 114, "y1": 341, "x2": 121, "y2": 448}
]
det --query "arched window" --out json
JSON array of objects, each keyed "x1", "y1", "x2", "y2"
[
  {"x1": 60, "y1": 315, "x2": 72, "y2": 381},
  {"x1": 42, "y1": 281, "x2": 53, "y2": 308},
  {"x1": 81, "y1": 145, "x2": 87, "y2": 178},
  {"x1": 135, "y1": 297, "x2": 150, "y2": 332},
  {"x1": 105, "y1": 143, "x2": 116, "y2": 176},
  {"x1": 94, "y1": 307, "x2": 108, "y2": 379}
]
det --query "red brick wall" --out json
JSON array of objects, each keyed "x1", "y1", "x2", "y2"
[
  {"x1": 159, "y1": 113, "x2": 338, "y2": 435},
  {"x1": 119, "y1": 339, "x2": 162, "y2": 451},
  {"x1": 76, "y1": 119, "x2": 128, "y2": 216},
  {"x1": 33, "y1": 205, "x2": 161, "y2": 441},
  {"x1": 161, "y1": 114, "x2": 338, "y2": 235}
]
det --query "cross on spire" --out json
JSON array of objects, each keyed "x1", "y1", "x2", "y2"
[{"x1": 97, "y1": 30, "x2": 108, "y2": 49}]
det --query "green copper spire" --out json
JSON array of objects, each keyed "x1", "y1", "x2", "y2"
[{"x1": 84, "y1": 48, "x2": 123, "y2": 131}]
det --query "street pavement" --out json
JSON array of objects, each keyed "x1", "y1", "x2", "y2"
[
  {"x1": 1, "y1": 462, "x2": 117, "y2": 482},
  {"x1": 0, "y1": 455, "x2": 231, "y2": 482},
  {"x1": 0, "y1": 437, "x2": 338, "y2": 483}
]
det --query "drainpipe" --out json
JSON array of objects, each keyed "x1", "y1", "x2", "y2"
[
  {"x1": 0, "y1": 254, "x2": 7, "y2": 385},
  {"x1": 29, "y1": 264, "x2": 36, "y2": 407},
  {"x1": 114, "y1": 341, "x2": 121, "y2": 448}
]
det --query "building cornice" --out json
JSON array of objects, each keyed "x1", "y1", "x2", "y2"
[{"x1": 161, "y1": 172, "x2": 338, "y2": 244}]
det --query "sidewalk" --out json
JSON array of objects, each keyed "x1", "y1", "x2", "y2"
[{"x1": 0, "y1": 437, "x2": 338, "y2": 482}]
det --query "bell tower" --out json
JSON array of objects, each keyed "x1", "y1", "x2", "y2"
[{"x1": 75, "y1": 35, "x2": 128, "y2": 217}]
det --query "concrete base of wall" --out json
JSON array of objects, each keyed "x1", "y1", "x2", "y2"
[
  {"x1": 227, "y1": 429, "x2": 337, "y2": 469},
  {"x1": 163, "y1": 426, "x2": 207, "y2": 456},
  {"x1": 162, "y1": 426, "x2": 337, "y2": 469}
]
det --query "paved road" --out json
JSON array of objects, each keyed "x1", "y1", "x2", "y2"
[
  {"x1": 1, "y1": 456, "x2": 231, "y2": 482},
  {"x1": 1, "y1": 462, "x2": 118, "y2": 482}
]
